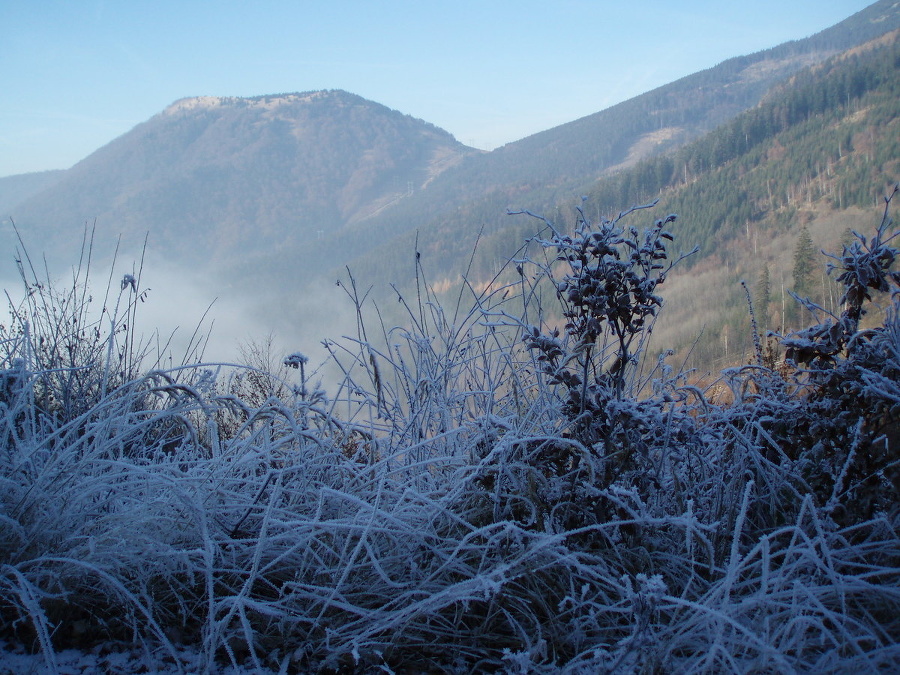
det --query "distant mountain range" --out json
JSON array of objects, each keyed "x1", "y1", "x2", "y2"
[{"x1": 2, "y1": 0, "x2": 899, "y2": 366}]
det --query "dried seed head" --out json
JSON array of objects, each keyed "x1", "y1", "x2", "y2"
[
  {"x1": 284, "y1": 352, "x2": 309, "y2": 369},
  {"x1": 121, "y1": 274, "x2": 137, "y2": 292}
]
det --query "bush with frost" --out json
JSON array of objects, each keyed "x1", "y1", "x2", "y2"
[{"x1": 1, "y1": 191, "x2": 898, "y2": 673}]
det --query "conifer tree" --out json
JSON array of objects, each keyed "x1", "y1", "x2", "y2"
[{"x1": 793, "y1": 225, "x2": 817, "y2": 300}]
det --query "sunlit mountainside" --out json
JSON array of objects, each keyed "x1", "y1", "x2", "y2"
[
  {"x1": 340, "y1": 18, "x2": 900, "y2": 375},
  {"x1": 451, "y1": 26, "x2": 900, "y2": 375},
  {"x1": 335, "y1": 0, "x2": 900, "y2": 266}
]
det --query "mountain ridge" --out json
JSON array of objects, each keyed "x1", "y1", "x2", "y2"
[
  {"x1": 2, "y1": 89, "x2": 475, "y2": 269},
  {"x1": 322, "y1": 25, "x2": 898, "y2": 376},
  {"x1": 322, "y1": 0, "x2": 900, "y2": 290},
  {"x1": 1, "y1": 1, "x2": 898, "y2": 363}
]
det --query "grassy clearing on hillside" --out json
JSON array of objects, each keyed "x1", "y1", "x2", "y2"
[{"x1": 1, "y1": 194, "x2": 899, "y2": 673}]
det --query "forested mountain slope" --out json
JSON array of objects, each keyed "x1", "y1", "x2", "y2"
[
  {"x1": 340, "y1": 28, "x2": 900, "y2": 378},
  {"x1": 332, "y1": 0, "x2": 900, "y2": 288},
  {"x1": 641, "y1": 28, "x2": 900, "y2": 371}
]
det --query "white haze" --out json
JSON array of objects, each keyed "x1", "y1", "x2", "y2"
[{"x1": 1, "y1": 247, "x2": 360, "y2": 392}]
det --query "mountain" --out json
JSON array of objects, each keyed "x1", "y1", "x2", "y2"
[
  {"x1": 4, "y1": 91, "x2": 475, "y2": 270},
  {"x1": 386, "y1": 27, "x2": 900, "y2": 374},
  {"x1": 0, "y1": 170, "x2": 64, "y2": 221},
  {"x1": 8, "y1": 2, "x2": 899, "y2": 283},
  {"x1": 463, "y1": 27, "x2": 899, "y2": 375},
  {"x1": 636, "y1": 28, "x2": 900, "y2": 371},
  {"x1": 335, "y1": 0, "x2": 900, "y2": 290},
  {"x1": 2, "y1": 1, "x2": 899, "y2": 362}
]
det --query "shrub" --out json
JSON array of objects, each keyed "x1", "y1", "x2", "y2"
[{"x1": 1, "y1": 194, "x2": 898, "y2": 673}]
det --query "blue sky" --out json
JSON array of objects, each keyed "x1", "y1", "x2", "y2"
[{"x1": 0, "y1": 0, "x2": 875, "y2": 177}]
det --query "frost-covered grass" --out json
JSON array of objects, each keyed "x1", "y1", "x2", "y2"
[{"x1": 2, "y1": 197, "x2": 899, "y2": 673}]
